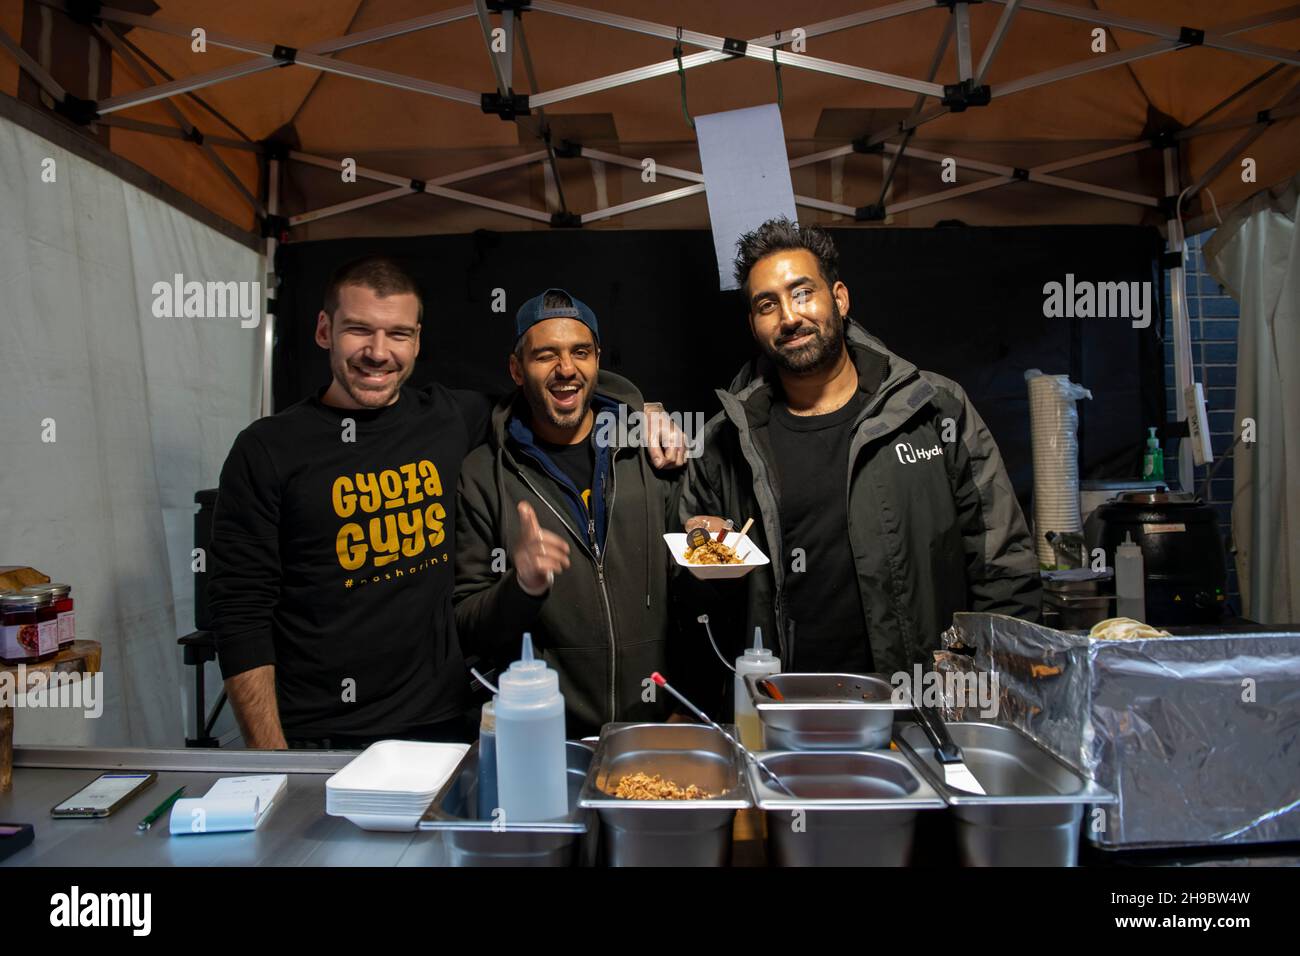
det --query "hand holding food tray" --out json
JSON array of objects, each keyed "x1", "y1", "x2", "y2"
[{"x1": 663, "y1": 522, "x2": 770, "y2": 580}]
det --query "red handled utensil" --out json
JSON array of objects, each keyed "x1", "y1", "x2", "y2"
[{"x1": 651, "y1": 672, "x2": 796, "y2": 797}]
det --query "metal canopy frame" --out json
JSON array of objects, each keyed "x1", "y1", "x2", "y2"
[
  {"x1": 3, "y1": 0, "x2": 1295, "y2": 236},
  {"x1": 4, "y1": 0, "x2": 1297, "y2": 470}
]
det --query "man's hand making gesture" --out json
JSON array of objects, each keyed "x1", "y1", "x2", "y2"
[{"x1": 513, "y1": 500, "x2": 572, "y2": 596}]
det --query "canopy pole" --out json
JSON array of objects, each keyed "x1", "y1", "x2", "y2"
[
  {"x1": 879, "y1": 16, "x2": 954, "y2": 208},
  {"x1": 514, "y1": 10, "x2": 570, "y2": 217},
  {"x1": 529, "y1": 1, "x2": 933, "y2": 108},
  {"x1": 94, "y1": 23, "x2": 263, "y2": 215},
  {"x1": 1185, "y1": 76, "x2": 1300, "y2": 202},
  {"x1": 0, "y1": 26, "x2": 68, "y2": 102},
  {"x1": 36, "y1": 1, "x2": 477, "y2": 56},
  {"x1": 286, "y1": 150, "x2": 553, "y2": 227},
  {"x1": 286, "y1": 149, "x2": 556, "y2": 226},
  {"x1": 528, "y1": 0, "x2": 943, "y2": 100},
  {"x1": 954, "y1": 2, "x2": 974, "y2": 82},
  {"x1": 290, "y1": 187, "x2": 418, "y2": 228},
  {"x1": 1178, "y1": 100, "x2": 1300, "y2": 140},
  {"x1": 581, "y1": 184, "x2": 706, "y2": 224},
  {"x1": 94, "y1": 115, "x2": 258, "y2": 151},
  {"x1": 291, "y1": 150, "x2": 556, "y2": 225},
  {"x1": 577, "y1": 146, "x2": 854, "y2": 217},
  {"x1": 57, "y1": 0, "x2": 480, "y2": 115},
  {"x1": 473, "y1": 0, "x2": 511, "y2": 97},
  {"x1": 261, "y1": 155, "x2": 279, "y2": 419},
  {"x1": 974, "y1": 0, "x2": 1022, "y2": 86},
  {"x1": 1163, "y1": 146, "x2": 1196, "y2": 493},
  {"x1": 994, "y1": 39, "x2": 1180, "y2": 98},
  {"x1": 994, "y1": 0, "x2": 1300, "y2": 68}
]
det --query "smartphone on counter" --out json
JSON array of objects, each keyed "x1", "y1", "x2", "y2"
[{"x1": 51, "y1": 772, "x2": 157, "y2": 818}]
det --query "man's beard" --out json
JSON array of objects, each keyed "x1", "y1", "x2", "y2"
[
  {"x1": 763, "y1": 300, "x2": 846, "y2": 374},
  {"x1": 523, "y1": 375, "x2": 595, "y2": 431}
]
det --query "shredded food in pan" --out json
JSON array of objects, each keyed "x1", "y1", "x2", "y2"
[
  {"x1": 684, "y1": 540, "x2": 742, "y2": 565},
  {"x1": 608, "y1": 772, "x2": 712, "y2": 800}
]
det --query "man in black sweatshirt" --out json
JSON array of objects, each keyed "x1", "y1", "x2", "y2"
[{"x1": 208, "y1": 256, "x2": 564, "y2": 749}]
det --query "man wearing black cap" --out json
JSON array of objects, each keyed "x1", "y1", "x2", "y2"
[{"x1": 453, "y1": 289, "x2": 686, "y2": 737}]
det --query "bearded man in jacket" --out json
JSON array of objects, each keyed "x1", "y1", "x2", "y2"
[
  {"x1": 454, "y1": 289, "x2": 687, "y2": 737},
  {"x1": 680, "y1": 218, "x2": 1040, "y2": 676}
]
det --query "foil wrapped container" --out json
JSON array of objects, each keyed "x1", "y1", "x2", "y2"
[{"x1": 936, "y1": 612, "x2": 1300, "y2": 848}]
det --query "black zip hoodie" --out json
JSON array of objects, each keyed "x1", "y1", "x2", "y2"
[{"x1": 453, "y1": 371, "x2": 679, "y2": 738}]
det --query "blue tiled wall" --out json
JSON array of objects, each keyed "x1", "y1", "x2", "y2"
[{"x1": 1162, "y1": 229, "x2": 1241, "y2": 610}]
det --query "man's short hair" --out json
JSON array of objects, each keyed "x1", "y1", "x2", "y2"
[
  {"x1": 543, "y1": 289, "x2": 574, "y2": 311},
  {"x1": 733, "y1": 216, "x2": 841, "y2": 297},
  {"x1": 323, "y1": 255, "x2": 424, "y2": 323}
]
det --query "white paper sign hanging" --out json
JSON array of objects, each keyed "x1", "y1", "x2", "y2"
[{"x1": 695, "y1": 104, "x2": 798, "y2": 290}]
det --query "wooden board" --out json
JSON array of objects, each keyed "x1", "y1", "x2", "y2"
[{"x1": 1, "y1": 640, "x2": 101, "y2": 792}]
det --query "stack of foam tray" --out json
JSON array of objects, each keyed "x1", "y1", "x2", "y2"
[{"x1": 325, "y1": 740, "x2": 468, "y2": 832}]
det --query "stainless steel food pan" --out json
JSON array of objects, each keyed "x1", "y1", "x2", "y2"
[
  {"x1": 419, "y1": 740, "x2": 596, "y2": 867},
  {"x1": 895, "y1": 720, "x2": 1116, "y2": 866},
  {"x1": 578, "y1": 723, "x2": 750, "y2": 867},
  {"x1": 748, "y1": 749, "x2": 945, "y2": 866},
  {"x1": 745, "y1": 673, "x2": 908, "y2": 750}
]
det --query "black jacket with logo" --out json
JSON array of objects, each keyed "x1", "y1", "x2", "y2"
[{"x1": 679, "y1": 323, "x2": 1041, "y2": 674}]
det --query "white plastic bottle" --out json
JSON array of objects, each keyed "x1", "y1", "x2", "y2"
[
  {"x1": 1115, "y1": 532, "x2": 1146, "y2": 621},
  {"x1": 734, "y1": 627, "x2": 781, "y2": 750},
  {"x1": 494, "y1": 634, "x2": 568, "y2": 822}
]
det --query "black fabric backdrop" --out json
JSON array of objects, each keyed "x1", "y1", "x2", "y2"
[{"x1": 273, "y1": 225, "x2": 1167, "y2": 510}]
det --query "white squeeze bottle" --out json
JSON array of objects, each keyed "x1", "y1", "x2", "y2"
[
  {"x1": 494, "y1": 633, "x2": 568, "y2": 822},
  {"x1": 1115, "y1": 532, "x2": 1146, "y2": 622},
  {"x1": 735, "y1": 627, "x2": 781, "y2": 750}
]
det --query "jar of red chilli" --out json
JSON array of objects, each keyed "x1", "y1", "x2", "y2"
[
  {"x1": 20, "y1": 583, "x2": 74, "y2": 648},
  {"x1": 1, "y1": 590, "x2": 59, "y2": 664}
]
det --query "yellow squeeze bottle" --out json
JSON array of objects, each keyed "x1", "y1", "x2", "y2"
[{"x1": 734, "y1": 628, "x2": 780, "y2": 751}]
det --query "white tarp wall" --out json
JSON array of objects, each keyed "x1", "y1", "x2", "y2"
[
  {"x1": 0, "y1": 112, "x2": 260, "y2": 746},
  {"x1": 1205, "y1": 173, "x2": 1300, "y2": 626}
]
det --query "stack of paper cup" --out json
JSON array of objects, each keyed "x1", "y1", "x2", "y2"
[{"x1": 1025, "y1": 370, "x2": 1093, "y2": 567}]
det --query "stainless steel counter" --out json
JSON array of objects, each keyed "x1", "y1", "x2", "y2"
[
  {"x1": 0, "y1": 746, "x2": 451, "y2": 866},
  {"x1": 5, "y1": 746, "x2": 1293, "y2": 867}
]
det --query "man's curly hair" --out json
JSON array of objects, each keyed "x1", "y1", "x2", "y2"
[{"x1": 732, "y1": 216, "x2": 840, "y2": 296}]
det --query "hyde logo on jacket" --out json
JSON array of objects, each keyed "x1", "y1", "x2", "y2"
[{"x1": 895, "y1": 441, "x2": 945, "y2": 465}]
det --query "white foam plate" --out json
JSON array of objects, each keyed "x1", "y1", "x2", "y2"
[
  {"x1": 331, "y1": 810, "x2": 427, "y2": 832},
  {"x1": 327, "y1": 788, "x2": 441, "y2": 799},
  {"x1": 327, "y1": 795, "x2": 438, "y2": 810},
  {"x1": 329, "y1": 806, "x2": 432, "y2": 819},
  {"x1": 664, "y1": 532, "x2": 770, "y2": 580},
  {"x1": 325, "y1": 740, "x2": 468, "y2": 797}
]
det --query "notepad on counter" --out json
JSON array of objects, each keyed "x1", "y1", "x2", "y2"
[{"x1": 168, "y1": 774, "x2": 287, "y2": 835}]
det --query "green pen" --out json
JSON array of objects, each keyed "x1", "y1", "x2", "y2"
[{"x1": 137, "y1": 786, "x2": 186, "y2": 831}]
